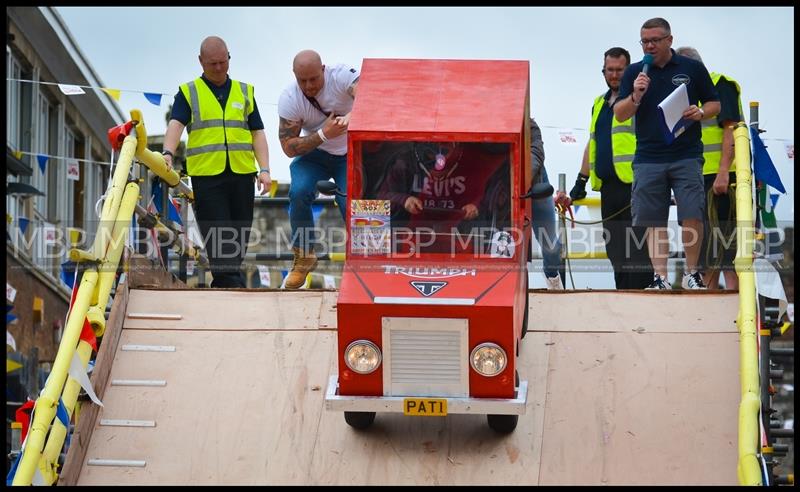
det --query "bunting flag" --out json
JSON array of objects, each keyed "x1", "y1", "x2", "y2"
[
  {"x1": 750, "y1": 127, "x2": 786, "y2": 193},
  {"x1": 184, "y1": 202, "x2": 204, "y2": 250},
  {"x1": 558, "y1": 130, "x2": 578, "y2": 145},
  {"x1": 6, "y1": 358, "x2": 22, "y2": 373},
  {"x1": 68, "y1": 351, "x2": 103, "y2": 406},
  {"x1": 101, "y1": 88, "x2": 121, "y2": 100},
  {"x1": 57, "y1": 84, "x2": 85, "y2": 95},
  {"x1": 18, "y1": 217, "x2": 29, "y2": 235},
  {"x1": 60, "y1": 260, "x2": 77, "y2": 290},
  {"x1": 256, "y1": 264, "x2": 271, "y2": 287},
  {"x1": 6, "y1": 313, "x2": 17, "y2": 325},
  {"x1": 143, "y1": 92, "x2": 163, "y2": 106},
  {"x1": 13, "y1": 150, "x2": 23, "y2": 160},
  {"x1": 151, "y1": 181, "x2": 183, "y2": 225},
  {"x1": 7, "y1": 330, "x2": 16, "y2": 352},
  {"x1": 37, "y1": 154, "x2": 48, "y2": 173},
  {"x1": 770, "y1": 193, "x2": 780, "y2": 210}
]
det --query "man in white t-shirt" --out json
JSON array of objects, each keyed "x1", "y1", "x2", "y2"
[{"x1": 278, "y1": 50, "x2": 359, "y2": 289}]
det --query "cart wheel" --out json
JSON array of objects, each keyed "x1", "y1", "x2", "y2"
[
  {"x1": 344, "y1": 411, "x2": 376, "y2": 429},
  {"x1": 487, "y1": 414, "x2": 518, "y2": 434}
]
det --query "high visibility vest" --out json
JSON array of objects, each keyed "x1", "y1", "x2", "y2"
[
  {"x1": 588, "y1": 94, "x2": 636, "y2": 190},
  {"x1": 180, "y1": 78, "x2": 256, "y2": 176},
  {"x1": 701, "y1": 72, "x2": 742, "y2": 175}
]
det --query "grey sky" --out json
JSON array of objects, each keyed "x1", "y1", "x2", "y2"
[{"x1": 55, "y1": 6, "x2": 793, "y2": 221}]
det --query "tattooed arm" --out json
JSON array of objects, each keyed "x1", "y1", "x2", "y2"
[{"x1": 278, "y1": 116, "x2": 326, "y2": 158}]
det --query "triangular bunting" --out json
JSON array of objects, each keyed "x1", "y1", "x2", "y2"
[
  {"x1": 18, "y1": 217, "x2": 29, "y2": 235},
  {"x1": 101, "y1": 88, "x2": 121, "y2": 100},
  {"x1": 68, "y1": 351, "x2": 103, "y2": 406},
  {"x1": 143, "y1": 92, "x2": 163, "y2": 106},
  {"x1": 37, "y1": 155, "x2": 48, "y2": 173},
  {"x1": 57, "y1": 84, "x2": 85, "y2": 95}
]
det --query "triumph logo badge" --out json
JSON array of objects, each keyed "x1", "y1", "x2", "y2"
[{"x1": 410, "y1": 281, "x2": 447, "y2": 297}]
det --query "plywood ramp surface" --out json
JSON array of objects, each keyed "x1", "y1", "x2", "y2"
[
  {"x1": 123, "y1": 289, "x2": 329, "y2": 331},
  {"x1": 529, "y1": 290, "x2": 739, "y2": 332},
  {"x1": 74, "y1": 289, "x2": 740, "y2": 485}
]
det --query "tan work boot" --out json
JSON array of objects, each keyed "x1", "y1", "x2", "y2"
[{"x1": 284, "y1": 247, "x2": 318, "y2": 289}]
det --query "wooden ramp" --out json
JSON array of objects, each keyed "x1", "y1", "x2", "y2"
[{"x1": 62, "y1": 288, "x2": 740, "y2": 485}]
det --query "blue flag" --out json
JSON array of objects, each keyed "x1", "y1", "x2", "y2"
[
  {"x1": 143, "y1": 92, "x2": 163, "y2": 106},
  {"x1": 151, "y1": 182, "x2": 183, "y2": 225},
  {"x1": 60, "y1": 260, "x2": 77, "y2": 289},
  {"x1": 750, "y1": 127, "x2": 786, "y2": 193},
  {"x1": 37, "y1": 154, "x2": 48, "y2": 173},
  {"x1": 7, "y1": 313, "x2": 18, "y2": 324},
  {"x1": 18, "y1": 217, "x2": 29, "y2": 235}
]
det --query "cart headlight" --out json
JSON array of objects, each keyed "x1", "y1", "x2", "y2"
[
  {"x1": 344, "y1": 340, "x2": 382, "y2": 374},
  {"x1": 470, "y1": 343, "x2": 507, "y2": 377}
]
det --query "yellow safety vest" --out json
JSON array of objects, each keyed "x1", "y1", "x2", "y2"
[
  {"x1": 700, "y1": 72, "x2": 742, "y2": 175},
  {"x1": 180, "y1": 78, "x2": 256, "y2": 176},
  {"x1": 588, "y1": 94, "x2": 636, "y2": 190}
]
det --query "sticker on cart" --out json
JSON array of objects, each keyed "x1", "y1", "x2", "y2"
[
  {"x1": 351, "y1": 199, "x2": 391, "y2": 255},
  {"x1": 489, "y1": 230, "x2": 515, "y2": 258}
]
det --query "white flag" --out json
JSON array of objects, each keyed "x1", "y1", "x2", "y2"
[
  {"x1": 7, "y1": 330, "x2": 16, "y2": 351},
  {"x1": 6, "y1": 282, "x2": 17, "y2": 303},
  {"x1": 67, "y1": 160, "x2": 80, "y2": 181},
  {"x1": 58, "y1": 84, "x2": 85, "y2": 95},
  {"x1": 257, "y1": 264, "x2": 271, "y2": 287},
  {"x1": 69, "y1": 351, "x2": 103, "y2": 406},
  {"x1": 558, "y1": 130, "x2": 577, "y2": 145}
]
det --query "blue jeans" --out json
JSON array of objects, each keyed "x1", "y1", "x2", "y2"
[
  {"x1": 289, "y1": 149, "x2": 347, "y2": 252},
  {"x1": 531, "y1": 168, "x2": 564, "y2": 280}
]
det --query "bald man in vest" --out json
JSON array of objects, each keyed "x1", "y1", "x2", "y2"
[
  {"x1": 278, "y1": 50, "x2": 358, "y2": 289},
  {"x1": 676, "y1": 46, "x2": 742, "y2": 290},
  {"x1": 163, "y1": 36, "x2": 271, "y2": 288},
  {"x1": 564, "y1": 47, "x2": 653, "y2": 289}
]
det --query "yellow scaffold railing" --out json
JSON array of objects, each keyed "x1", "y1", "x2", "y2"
[
  {"x1": 732, "y1": 122, "x2": 761, "y2": 485},
  {"x1": 11, "y1": 110, "x2": 191, "y2": 486}
]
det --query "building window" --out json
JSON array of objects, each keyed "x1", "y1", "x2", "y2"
[{"x1": 7, "y1": 48, "x2": 22, "y2": 149}]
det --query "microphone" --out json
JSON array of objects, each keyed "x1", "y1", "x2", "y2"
[{"x1": 641, "y1": 54, "x2": 654, "y2": 75}]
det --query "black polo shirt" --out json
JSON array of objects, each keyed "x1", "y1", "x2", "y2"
[
  {"x1": 714, "y1": 76, "x2": 742, "y2": 125},
  {"x1": 619, "y1": 50, "x2": 718, "y2": 163}
]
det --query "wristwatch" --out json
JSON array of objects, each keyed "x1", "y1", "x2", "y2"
[{"x1": 161, "y1": 149, "x2": 174, "y2": 158}]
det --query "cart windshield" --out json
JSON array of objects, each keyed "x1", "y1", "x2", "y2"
[{"x1": 354, "y1": 140, "x2": 514, "y2": 258}]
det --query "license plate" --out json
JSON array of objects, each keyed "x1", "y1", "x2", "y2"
[{"x1": 403, "y1": 398, "x2": 447, "y2": 416}]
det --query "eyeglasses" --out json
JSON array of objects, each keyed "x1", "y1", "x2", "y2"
[{"x1": 639, "y1": 35, "x2": 669, "y2": 46}]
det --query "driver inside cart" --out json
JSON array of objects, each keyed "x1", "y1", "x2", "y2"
[{"x1": 378, "y1": 141, "x2": 509, "y2": 253}]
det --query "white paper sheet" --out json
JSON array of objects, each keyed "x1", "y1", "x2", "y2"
[{"x1": 657, "y1": 83, "x2": 691, "y2": 143}]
